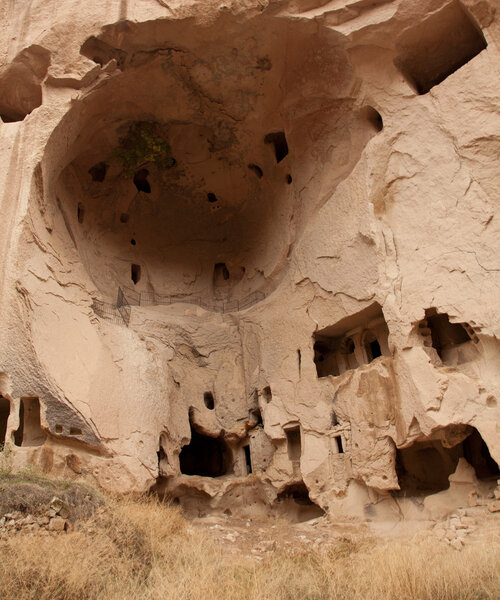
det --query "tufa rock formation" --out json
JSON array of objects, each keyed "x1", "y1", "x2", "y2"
[{"x1": 0, "y1": 0, "x2": 499, "y2": 522}]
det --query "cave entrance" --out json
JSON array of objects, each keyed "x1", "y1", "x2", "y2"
[
  {"x1": 463, "y1": 428, "x2": 499, "y2": 481},
  {"x1": 313, "y1": 302, "x2": 389, "y2": 377},
  {"x1": 179, "y1": 424, "x2": 232, "y2": 477},
  {"x1": 0, "y1": 396, "x2": 10, "y2": 448},
  {"x1": 49, "y1": 16, "x2": 383, "y2": 309},
  {"x1": 395, "y1": 439, "x2": 460, "y2": 495},
  {"x1": 420, "y1": 309, "x2": 478, "y2": 366},
  {"x1": 276, "y1": 481, "x2": 325, "y2": 522},
  {"x1": 13, "y1": 397, "x2": 46, "y2": 447},
  {"x1": 395, "y1": 427, "x2": 499, "y2": 496}
]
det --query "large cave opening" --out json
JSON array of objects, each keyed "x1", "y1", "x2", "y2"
[
  {"x1": 395, "y1": 426, "x2": 499, "y2": 496},
  {"x1": 42, "y1": 15, "x2": 381, "y2": 310},
  {"x1": 179, "y1": 427, "x2": 232, "y2": 478}
]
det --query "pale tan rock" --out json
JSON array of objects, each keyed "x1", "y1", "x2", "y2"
[
  {"x1": 487, "y1": 501, "x2": 500, "y2": 513},
  {"x1": 50, "y1": 497, "x2": 69, "y2": 519},
  {"x1": 450, "y1": 538, "x2": 464, "y2": 551},
  {"x1": 48, "y1": 517, "x2": 68, "y2": 532},
  {"x1": 0, "y1": 0, "x2": 498, "y2": 525},
  {"x1": 468, "y1": 491, "x2": 479, "y2": 508}
]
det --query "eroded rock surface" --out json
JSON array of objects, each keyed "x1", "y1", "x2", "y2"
[{"x1": 0, "y1": 0, "x2": 499, "y2": 523}]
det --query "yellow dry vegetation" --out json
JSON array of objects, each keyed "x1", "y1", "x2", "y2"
[{"x1": 0, "y1": 494, "x2": 498, "y2": 600}]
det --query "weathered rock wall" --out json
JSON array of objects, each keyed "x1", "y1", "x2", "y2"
[{"x1": 0, "y1": 0, "x2": 499, "y2": 520}]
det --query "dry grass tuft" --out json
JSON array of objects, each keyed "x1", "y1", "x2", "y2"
[
  {"x1": 0, "y1": 470, "x2": 103, "y2": 520},
  {"x1": 0, "y1": 486, "x2": 498, "y2": 600}
]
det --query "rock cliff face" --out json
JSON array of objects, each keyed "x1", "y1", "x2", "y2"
[{"x1": 0, "y1": 0, "x2": 499, "y2": 521}]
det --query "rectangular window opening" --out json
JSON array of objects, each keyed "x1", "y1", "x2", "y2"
[
  {"x1": 286, "y1": 426, "x2": 301, "y2": 462},
  {"x1": 244, "y1": 445, "x2": 252, "y2": 474}
]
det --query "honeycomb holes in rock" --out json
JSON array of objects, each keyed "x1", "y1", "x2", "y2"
[{"x1": 51, "y1": 15, "x2": 380, "y2": 307}]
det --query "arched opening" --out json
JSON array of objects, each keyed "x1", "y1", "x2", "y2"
[
  {"x1": 131, "y1": 264, "x2": 141, "y2": 285},
  {"x1": 361, "y1": 106, "x2": 383, "y2": 132},
  {"x1": 276, "y1": 481, "x2": 325, "y2": 521},
  {"x1": 45, "y1": 15, "x2": 382, "y2": 312},
  {"x1": 213, "y1": 263, "x2": 230, "y2": 283},
  {"x1": 0, "y1": 45, "x2": 50, "y2": 122},
  {"x1": 203, "y1": 392, "x2": 215, "y2": 410},
  {"x1": 463, "y1": 428, "x2": 499, "y2": 480}
]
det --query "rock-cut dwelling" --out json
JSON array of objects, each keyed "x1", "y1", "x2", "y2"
[{"x1": 0, "y1": 0, "x2": 499, "y2": 522}]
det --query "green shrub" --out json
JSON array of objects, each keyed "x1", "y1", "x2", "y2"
[{"x1": 113, "y1": 121, "x2": 175, "y2": 176}]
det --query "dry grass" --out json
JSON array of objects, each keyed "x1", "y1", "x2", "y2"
[
  {"x1": 0, "y1": 469, "x2": 103, "y2": 520},
  {"x1": 0, "y1": 489, "x2": 498, "y2": 600}
]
